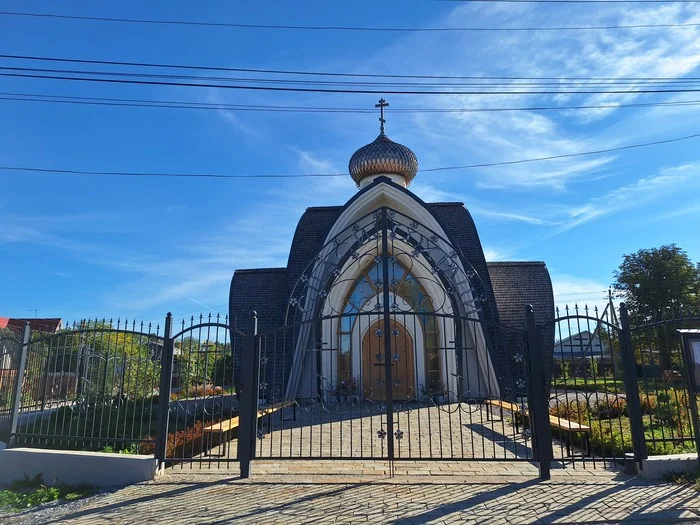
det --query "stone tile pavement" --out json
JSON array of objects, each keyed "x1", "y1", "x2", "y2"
[{"x1": 5, "y1": 460, "x2": 699, "y2": 524}]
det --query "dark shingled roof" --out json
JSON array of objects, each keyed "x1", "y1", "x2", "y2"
[
  {"x1": 229, "y1": 268, "x2": 288, "y2": 333},
  {"x1": 487, "y1": 261, "x2": 555, "y2": 387}
]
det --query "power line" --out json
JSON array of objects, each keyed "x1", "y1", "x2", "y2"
[
  {"x1": 5, "y1": 90, "x2": 700, "y2": 113},
  {"x1": 1, "y1": 130, "x2": 698, "y2": 179},
  {"x1": 5, "y1": 70, "x2": 700, "y2": 95},
  {"x1": 421, "y1": 131, "x2": 700, "y2": 171},
  {"x1": 4, "y1": 65, "x2": 700, "y2": 89},
  {"x1": 1, "y1": 10, "x2": 698, "y2": 31},
  {"x1": 4, "y1": 53, "x2": 700, "y2": 82}
]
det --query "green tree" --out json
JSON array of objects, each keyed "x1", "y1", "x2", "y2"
[
  {"x1": 25, "y1": 322, "x2": 161, "y2": 402},
  {"x1": 614, "y1": 244, "x2": 699, "y2": 319},
  {"x1": 614, "y1": 244, "x2": 699, "y2": 370}
]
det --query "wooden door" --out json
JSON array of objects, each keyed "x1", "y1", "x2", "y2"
[{"x1": 362, "y1": 320, "x2": 414, "y2": 401}]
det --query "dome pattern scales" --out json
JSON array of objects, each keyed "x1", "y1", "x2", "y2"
[
  {"x1": 348, "y1": 134, "x2": 419, "y2": 187},
  {"x1": 348, "y1": 98, "x2": 419, "y2": 187}
]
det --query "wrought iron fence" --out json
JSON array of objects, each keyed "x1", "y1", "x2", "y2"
[
  {"x1": 2, "y1": 303, "x2": 696, "y2": 478},
  {"x1": 544, "y1": 304, "x2": 700, "y2": 471},
  {"x1": 164, "y1": 313, "x2": 241, "y2": 468},
  {"x1": 545, "y1": 304, "x2": 633, "y2": 469},
  {"x1": 11, "y1": 319, "x2": 163, "y2": 452},
  {"x1": 631, "y1": 315, "x2": 700, "y2": 457}
]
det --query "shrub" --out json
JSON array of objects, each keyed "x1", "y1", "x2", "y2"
[
  {"x1": 140, "y1": 420, "x2": 207, "y2": 458},
  {"x1": 654, "y1": 403, "x2": 678, "y2": 427},
  {"x1": 549, "y1": 400, "x2": 587, "y2": 424},
  {"x1": 592, "y1": 396, "x2": 627, "y2": 419},
  {"x1": 172, "y1": 385, "x2": 224, "y2": 400},
  {"x1": 101, "y1": 443, "x2": 139, "y2": 455},
  {"x1": 640, "y1": 394, "x2": 657, "y2": 415}
]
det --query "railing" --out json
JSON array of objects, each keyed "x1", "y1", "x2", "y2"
[
  {"x1": 5, "y1": 313, "x2": 238, "y2": 465},
  {"x1": 544, "y1": 304, "x2": 633, "y2": 469},
  {"x1": 631, "y1": 315, "x2": 700, "y2": 457},
  {"x1": 3, "y1": 305, "x2": 697, "y2": 476},
  {"x1": 11, "y1": 319, "x2": 163, "y2": 453}
]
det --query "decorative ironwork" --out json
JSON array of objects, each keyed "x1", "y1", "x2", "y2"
[{"x1": 253, "y1": 206, "x2": 535, "y2": 464}]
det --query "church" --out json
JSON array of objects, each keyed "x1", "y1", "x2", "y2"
[{"x1": 230, "y1": 100, "x2": 554, "y2": 406}]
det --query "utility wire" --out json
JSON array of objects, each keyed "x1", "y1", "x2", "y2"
[
  {"x1": 4, "y1": 53, "x2": 700, "y2": 82},
  {"x1": 4, "y1": 65, "x2": 700, "y2": 88},
  {"x1": 4, "y1": 91, "x2": 700, "y2": 113},
  {"x1": 1, "y1": 131, "x2": 698, "y2": 179},
  {"x1": 5, "y1": 70, "x2": 700, "y2": 95},
  {"x1": 1, "y1": 10, "x2": 698, "y2": 31}
]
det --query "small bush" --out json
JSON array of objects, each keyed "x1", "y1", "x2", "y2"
[
  {"x1": 640, "y1": 394, "x2": 657, "y2": 415},
  {"x1": 549, "y1": 400, "x2": 587, "y2": 424},
  {"x1": 101, "y1": 443, "x2": 139, "y2": 455},
  {"x1": 172, "y1": 385, "x2": 224, "y2": 400},
  {"x1": 141, "y1": 420, "x2": 207, "y2": 458},
  {"x1": 592, "y1": 397, "x2": 627, "y2": 419}
]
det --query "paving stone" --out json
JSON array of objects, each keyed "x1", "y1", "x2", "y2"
[{"x1": 4, "y1": 459, "x2": 699, "y2": 524}]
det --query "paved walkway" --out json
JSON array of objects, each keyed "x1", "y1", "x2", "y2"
[
  {"x1": 6, "y1": 461, "x2": 699, "y2": 524},
  {"x1": 213, "y1": 403, "x2": 590, "y2": 461}
]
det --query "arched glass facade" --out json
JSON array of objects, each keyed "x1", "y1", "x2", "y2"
[{"x1": 337, "y1": 256, "x2": 441, "y2": 392}]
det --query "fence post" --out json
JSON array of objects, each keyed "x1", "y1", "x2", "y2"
[
  {"x1": 525, "y1": 305, "x2": 552, "y2": 480},
  {"x1": 618, "y1": 303, "x2": 647, "y2": 468},
  {"x1": 679, "y1": 333, "x2": 700, "y2": 468},
  {"x1": 238, "y1": 311, "x2": 259, "y2": 479},
  {"x1": 155, "y1": 313, "x2": 174, "y2": 469},
  {"x1": 8, "y1": 323, "x2": 30, "y2": 448}
]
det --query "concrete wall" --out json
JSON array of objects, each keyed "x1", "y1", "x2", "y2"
[
  {"x1": 642, "y1": 453, "x2": 699, "y2": 480},
  {"x1": 0, "y1": 448, "x2": 159, "y2": 487}
]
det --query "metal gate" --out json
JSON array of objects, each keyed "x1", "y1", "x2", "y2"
[
  {"x1": 539, "y1": 304, "x2": 641, "y2": 470},
  {"x1": 239, "y1": 207, "x2": 541, "y2": 469}
]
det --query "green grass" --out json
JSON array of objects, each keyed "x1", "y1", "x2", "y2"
[
  {"x1": 17, "y1": 402, "x2": 157, "y2": 452},
  {"x1": 0, "y1": 474, "x2": 97, "y2": 511},
  {"x1": 664, "y1": 469, "x2": 700, "y2": 492},
  {"x1": 552, "y1": 377, "x2": 625, "y2": 394}
]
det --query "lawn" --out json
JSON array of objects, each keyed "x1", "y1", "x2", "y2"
[
  {"x1": 551, "y1": 377, "x2": 625, "y2": 394},
  {"x1": 550, "y1": 393, "x2": 697, "y2": 459},
  {"x1": 0, "y1": 474, "x2": 97, "y2": 511}
]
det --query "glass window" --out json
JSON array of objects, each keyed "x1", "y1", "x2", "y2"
[{"x1": 337, "y1": 257, "x2": 442, "y2": 389}]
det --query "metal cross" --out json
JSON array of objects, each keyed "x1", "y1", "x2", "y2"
[{"x1": 375, "y1": 98, "x2": 389, "y2": 134}]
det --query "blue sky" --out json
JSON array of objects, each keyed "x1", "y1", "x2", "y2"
[{"x1": 1, "y1": 0, "x2": 699, "y2": 325}]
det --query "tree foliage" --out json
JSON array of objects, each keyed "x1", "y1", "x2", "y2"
[
  {"x1": 614, "y1": 244, "x2": 699, "y2": 371},
  {"x1": 26, "y1": 322, "x2": 161, "y2": 401},
  {"x1": 614, "y1": 244, "x2": 699, "y2": 320}
]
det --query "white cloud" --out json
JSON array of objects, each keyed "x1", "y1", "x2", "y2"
[
  {"x1": 557, "y1": 162, "x2": 700, "y2": 232},
  {"x1": 349, "y1": 2, "x2": 700, "y2": 192}
]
